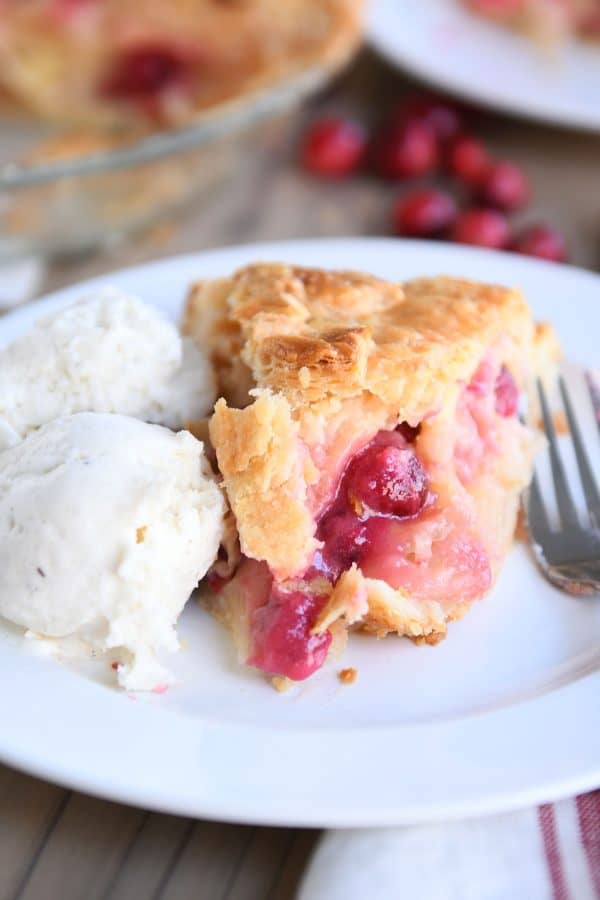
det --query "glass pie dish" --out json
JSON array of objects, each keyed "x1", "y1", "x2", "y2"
[{"x1": 0, "y1": 64, "x2": 335, "y2": 261}]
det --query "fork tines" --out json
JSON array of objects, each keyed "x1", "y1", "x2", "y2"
[{"x1": 533, "y1": 374, "x2": 600, "y2": 533}]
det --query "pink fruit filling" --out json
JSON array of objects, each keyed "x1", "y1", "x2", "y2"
[
  {"x1": 101, "y1": 43, "x2": 194, "y2": 113},
  {"x1": 220, "y1": 361, "x2": 519, "y2": 680},
  {"x1": 247, "y1": 584, "x2": 332, "y2": 682}
]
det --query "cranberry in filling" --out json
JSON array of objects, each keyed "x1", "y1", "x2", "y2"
[
  {"x1": 102, "y1": 44, "x2": 193, "y2": 102},
  {"x1": 494, "y1": 365, "x2": 519, "y2": 417},
  {"x1": 247, "y1": 582, "x2": 332, "y2": 682}
]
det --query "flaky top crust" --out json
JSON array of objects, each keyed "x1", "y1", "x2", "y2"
[
  {"x1": 185, "y1": 263, "x2": 536, "y2": 578},
  {"x1": 186, "y1": 263, "x2": 533, "y2": 421}
]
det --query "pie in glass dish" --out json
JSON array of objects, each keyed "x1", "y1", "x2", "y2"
[
  {"x1": 464, "y1": 0, "x2": 600, "y2": 43},
  {"x1": 0, "y1": 0, "x2": 363, "y2": 130},
  {"x1": 184, "y1": 264, "x2": 541, "y2": 684}
]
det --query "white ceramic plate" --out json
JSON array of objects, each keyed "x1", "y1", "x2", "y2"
[
  {"x1": 1, "y1": 238, "x2": 599, "y2": 827},
  {"x1": 368, "y1": 0, "x2": 600, "y2": 133}
]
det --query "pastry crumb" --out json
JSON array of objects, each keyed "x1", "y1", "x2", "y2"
[
  {"x1": 338, "y1": 667, "x2": 358, "y2": 685},
  {"x1": 272, "y1": 675, "x2": 293, "y2": 692}
]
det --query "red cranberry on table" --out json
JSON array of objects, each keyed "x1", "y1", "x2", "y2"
[
  {"x1": 451, "y1": 208, "x2": 510, "y2": 249},
  {"x1": 400, "y1": 93, "x2": 463, "y2": 143},
  {"x1": 393, "y1": 188, "x2": 457, "y2": 238},
  {"x1": 347, "y1": 444, "x2": 428, "y2": 518},
  {"x1": 301, "y1": 117, "x2": 367, "y2": 176},
  {"x1": 479, "y1": 160, "x2": 531, "y2": 211},
  {"x1": 371, "y1": 120, "x2": 439, "y2": 179},
  {"x1": 512, "y1": 224, "x2": 568, "y2": 263},
  {"x1": 447, "y1": 135, "x2": 491, "y2": 185}
]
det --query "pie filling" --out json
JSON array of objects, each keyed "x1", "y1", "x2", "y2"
[{"x1": 212, "y1": 358, "x2": 521, "y2": 681}]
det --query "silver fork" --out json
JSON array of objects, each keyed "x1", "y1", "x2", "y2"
[{"x1": 525, "y1": 373, "x2": 600, "y2": 595}]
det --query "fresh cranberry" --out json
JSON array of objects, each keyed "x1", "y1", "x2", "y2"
[
  {"x1": 347, "y1": 444, "x2": 428, "y2": 518},
  {"x1": 102, "y1": 44, "x2": 192, "y2": 99},
  {"x1": 450, "y1": 208, "x2": 510, "y2": 249},
  {"x1": 393, "y1": 188, "x2": 457, "y2": 238},
  {"x1": 396, "y1": 421, "x2": 420, "y2": 442},
  {"x1": 494, "y1": 365, "x2": 519, "y2": 416},
  {"x1": 479, "y1": 160, "x2": 530, "y2": 211},
  {"x1": 315, "y1": 512, "x2": 366, "y2": 582},
  {"x1": 511, "y1": 224, "x2": 568, "y2": 263},
  {"x1": 301, "y1": 117, "x2": 367, "y2": 177},
  {"x1": 248, "y1": 584, "x2": 331, "y2": 681},
  {"x1": 371, "y1": 121, "x2": 439, "y2": 179},
  {"x1": 447, "y1": 135, "x2": 490, "y2": 185},
  {"x1": 401, "y1": 93, "x2": 463, "y2": 143}
]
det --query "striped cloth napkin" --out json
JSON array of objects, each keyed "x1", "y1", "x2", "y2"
[{"x1": 299, "y1": 792, "x2": 600, "y2": 900}]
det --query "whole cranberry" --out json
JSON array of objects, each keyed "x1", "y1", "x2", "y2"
[
  {"x1": 401, "y1": 93, "x2": 463, "y2": 143},
  {"x1": 393, "y1": 188, "x2": 457, "y2": 238},
  {"x1": 372, "y1": 120, "x2": 439, "y2": 179},
  {"x1": 512, "y1": 224, "x2": 568, "y2": 263},
  {"x1": 479, "y1": 160, "x2": 531, "y2": 211},
  {"x1": 451, "y1": 208, "x2": 510, "y2": 249},
  {"x1": 447, "y1": 135, "x2": 490, "y2": 185},
  {"x1": 301, "y1": 117, "x2": 367, "y2": 177},
  {"x1": 494, "y1": 366, "x2": 519, "y2": 417},
  {"x1": 102, "y1": 44, "x2": 192, "y2": 98},
  {"x1": 348, "y1": 444, "x2": 428, "y2": 518}
]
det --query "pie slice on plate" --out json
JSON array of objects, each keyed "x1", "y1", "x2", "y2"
[{"x1": 184, "y1": 264, "x2": 541, "y2": 684}]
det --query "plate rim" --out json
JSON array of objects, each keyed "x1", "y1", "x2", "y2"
[
  {"x1": 0, "y1": 236, "x2": 599, "y2": 827},
  {"x1": 367, "y1": 0, "x2": 600, "y2": 134}
]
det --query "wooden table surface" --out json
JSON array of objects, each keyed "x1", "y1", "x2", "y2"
[{"x1": 1, "y1": 51, "x2": 599, "y2": 900}]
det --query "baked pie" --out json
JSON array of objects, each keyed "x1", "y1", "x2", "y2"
[
  {"x1": 464, "y1": 0, "x2": 600, "y2": 43},
  {"x1": 0, "y1": 0, "x2": 363, "y2": 130},
  {"x1": 184, "y1": 264, "x2": 540, "y2": 683}
]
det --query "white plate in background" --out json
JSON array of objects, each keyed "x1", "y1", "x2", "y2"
[
  {"x1": 0, "y1": 238, "x2": 599, "y2": 826},
  {"x1": 368, "y1": 0, "x2": 600, "y2": 132}
]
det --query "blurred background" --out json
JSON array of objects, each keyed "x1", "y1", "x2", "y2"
[{"x1": 0, "y1": 0, "x2": 598, "y2": 308}]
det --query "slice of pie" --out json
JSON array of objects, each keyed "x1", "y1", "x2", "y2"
[{"x1": 184, "y1": 263, "x2": 540, "y2": 683}]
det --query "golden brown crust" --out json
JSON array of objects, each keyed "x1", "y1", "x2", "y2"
[
  {"x1": 185, "y1": 264, "x2": 533, "y2": 417},
  {"x1": 209, "y1": 391, "x2": 318, "y2": 578},
  {"x1": 183, "y1": 278, "x2": 252, "y2": 409}
]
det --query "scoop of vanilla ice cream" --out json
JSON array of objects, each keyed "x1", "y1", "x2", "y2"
[
  {"x1": 0, "y1": 412, "x2": 224, "y2": 689},
  {"x1": 0, "y1": 288, "x2": 215, "y2": 446}
]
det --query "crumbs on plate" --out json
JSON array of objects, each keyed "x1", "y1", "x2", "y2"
[{"x1": 338, "y1": 667, "x2": 358, "y2": 685}]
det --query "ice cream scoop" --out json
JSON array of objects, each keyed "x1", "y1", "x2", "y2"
[
  {"x1": 0, "y1": 412, "x2": 224, "y2": 689},
  {"x1": 0, "y1": 288, "x2": 215, "y2": 447}
]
